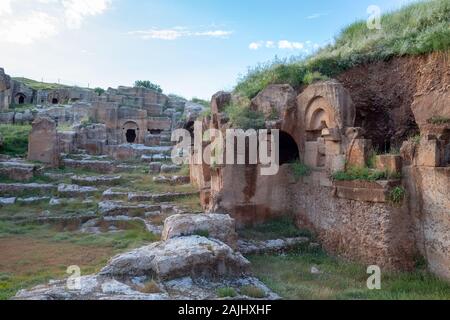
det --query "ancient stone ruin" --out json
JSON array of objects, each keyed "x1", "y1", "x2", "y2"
[{"x1": 191, "y1": 52, "x2": 450, "y2": 280}]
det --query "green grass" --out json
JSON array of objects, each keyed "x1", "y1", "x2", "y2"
[
  {"x1": 389, "y1": 186, "x2": 407, "y2": 204},
  {"x1": 234, "y1": 0, "x2": 450, "y2": 99},
  {"x1": 12, "y1": 78, "x2": 69, "y2": 91},
  {"x1": 428, "y1": 116, "x2": 450, "y2": 125},
  {"x1": 238, "y1": 217, "x2": 312, "y2": 241},
  {"x1": 0, "y1": 220, "x2": 159, "y2": 300},
  {"x1": 249, "y1": 247, "x2": 450, "y2": 300},
  {"x1": 332, "y1": 166, "x2": 394, "y2": 182},
  {"x1": 290, "y1": 160, "x2": 311, "y2": 180},
  {"x1": 240, "y1": 285, "x2": 267, "y2": 298},
  {"x1": 0, "y1": 124, "x2": 31, "y2": 156},
  {"x1": 217, "y1": 287, "x2": 238, "y2": 298}
]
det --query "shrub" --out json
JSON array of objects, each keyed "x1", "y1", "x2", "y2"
[
  {"x1": 240, "y1": 286, "x2": 266, "y2": 299},
  {"x1": 139, "y1": 280, "x2": 161, "y2": 294},
  {"x1": 0, "y1": 124, "x2": 31, "y2": 156},
  {"x1": 134, "y1": 80, "x2": 163, "y2": 93},
  {"x1": 191, "y1": 97, "x2": 210, "y2": 109},
  {"x1": 332, "y1": 166, "x2": 388, "y2": 182},
  {"x1": 427, "y1": 116, "x2": 450, "y2": 125},
  {"x1": 390, "y1": 186, "x2": 406, "y2": 204},
  {"x1": 217, "y1": 287, "x2": 237, "y2": 298},
  {"x1": 303, "y1": 71, "x2": 328, "y2": 85},
  {"x1": 224, "y1": 103, "x2": 265, "y2": 130},
  {"x1": 290, "y1": 160, "x2": 311, "y2": 179},
  {"x1": 194, "y1": 229, "x2": 210, "y2": 238}
]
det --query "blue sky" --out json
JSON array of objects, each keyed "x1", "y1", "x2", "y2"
[{"x1": 0, "y1": 0, "x2": 415, "y2": 99}]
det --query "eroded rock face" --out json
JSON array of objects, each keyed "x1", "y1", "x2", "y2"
[
  {"x1": 162, "y1": 214, "x2": 238, "y2": 249},
  {"x1": 211, "y1": 91, "x2": 231, "y2": 114},
  {"x1": 100, "y1": 236, "x2": 250, "y2": 280},
  {"x1": 251, "y1": 84, "x2": 297, "y2": 119},
  {"x1": 13, "y1": 274, "x2": 278, "y2": 301},
  {"x1": 0, "y1": 68, "x2": 12, "y2": 111}
]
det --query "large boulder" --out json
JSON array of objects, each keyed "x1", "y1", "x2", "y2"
[
  {"x1": 162, "y1": 214, "x2": 238, "y2": 249},
  {"x1": 100, "y1": 236, "x2": 250, "y2": 280},
  {"x1": 251, "y1": 84, "x2": 297, "y2": 119},
  {"x1": 211, "y1": 91, "x2": 231, "y2": 114}
]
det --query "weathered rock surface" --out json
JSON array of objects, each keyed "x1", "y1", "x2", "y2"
[
  {"x1": 237, "y1": 237, "x2": 310, "y2": 255},
  {"x1": 128, "y1": 191, "x2": 198, "y2": 203},
  {"x1": 57, "y1": 184, "x2": 99, "y2": 198},
  {"x1": 102, "y1": 188, "x2": 128, "y2": 201},
  {"x1": 0, "y1": 161, "x2": 37, "y2": 181},
  {"x1": 153, "y1": 175, "x2": 190, "y2": 185},
  {"x1": 211, "y1": 91, "x2": 231, "y2": 114},
  {"x1": 13, "y1": 274, "x2": 278, "y2": 300},
  {"x1": 162, "y1": 214, "x2": 238, "y2": 249},
  {"x1": 98, "y1": 201, "x2": 161, "y2": 217},
  {"x1": 160, "y1": 164, "x2": 181, "y2": 173},
  {"x1": 71, "y1": 175, "x2": 122, "y2": 186},
  {"x1": 251, "y1": 84, "x2": 297, "y2": 119},
  {"x1": 63, "y1": 159, "x2": 114, "y2": 174},
  {"x1": 0, "y1": 183, "x2": 56, "y2": 196},
  {"x1": 100, "y1": 236, "x2": 250, "y2": 280},
  {"x1": 27, "y1": 117, "x2": 60, "y2": 167}
]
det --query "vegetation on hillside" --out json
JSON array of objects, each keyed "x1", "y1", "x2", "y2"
[
  {"x1": 94, "y1": 87, "x2": 105, "y2": 96},
  {"x1": 0, "y1": 124, "x2": 31, "y2": 156},
  {"x1": 12, "y1": 78, "x2": 69, "y2": 91},
  {"x1": 134, "y1": 80, "x2": 163, "y2": 93},
  {"x1": 235, "y1": 0, "x2": 450, "y2": 99}
]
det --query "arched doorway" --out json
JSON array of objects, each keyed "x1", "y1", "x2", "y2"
[
  {"x1": 278, "y1": 131, "x2": 300, "y2": 165},
  {"x1": 52, "y1": 98, "x2": 59, "y2": 104},
  {"x1": 126, "y1": 129, "x2": 137, "y2": 143},
  {"x1": 15, "y1": 93, "x2": 26, "y2": 105},
  {"x1": 123, "y1": 121, "x2": 140, "y2": 144}
]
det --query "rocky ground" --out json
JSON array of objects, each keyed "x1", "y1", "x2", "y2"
[
  {"x1": 0, "y1": 154, "x2": 309, "y2": 300},
  {"x1": 1, "y1": 154, "x2": 449, "y2": 300}
]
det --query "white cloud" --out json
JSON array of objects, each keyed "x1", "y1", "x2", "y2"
[
  {"x1": 0, "y1": 11, "x2": 59, "y2": 45},
  {"x1": 128, "y1": 27, "x2": 233, "y2": 41},
  {"x1": 249, "y1": 41, "x2": 277, "y2": 50},
  {"x1": 0, "y1": 0, "x2": 12, "y2": 16},
  {"x1": 0, "y1": 0, "x2": 112, "y2": 45},
  {"x1": 278, "y1": 40, "x2": 304, "y2": 50},
  {"x1": 306, "y1": 12, "x2": 329, "y2": 19},
  {"x1": 248, "y1": 39, "x2": 321, "y2": 53},
  {"x1": 249, "y1": 41, "x2": 262, "y2": 50},
  {"x1": 62, "y1": 0, "x2": 112, "y2": 29}
]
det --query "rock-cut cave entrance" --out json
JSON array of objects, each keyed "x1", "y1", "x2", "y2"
[
  {"x1": 15, "y1": 93, "x2": 26, "y2": 105},
  {"x1": 278, "y1": 131, "x2": 300, "y2": 165},
  {"x1": 126, "y1": 129, "x2": 137, "y2": 143},
  {"x1": 52, "y1": 98, "x2": 59, "y2": 104}
]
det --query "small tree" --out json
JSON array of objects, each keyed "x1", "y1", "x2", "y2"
[
  {"x1": 134, "y1": 80, "x2": 163, "y2": 93},
  {"x1": 94, "y1": 87, "x2": 105, "y2": 96}
]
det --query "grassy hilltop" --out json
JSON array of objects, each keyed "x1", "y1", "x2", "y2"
[{"x1": 235, "y1": 0, "x2": 450, "y2": 99}]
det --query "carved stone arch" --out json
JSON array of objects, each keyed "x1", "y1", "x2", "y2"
[{"x1": 122, "y1": 121, "x2": 140, "y2": 144}]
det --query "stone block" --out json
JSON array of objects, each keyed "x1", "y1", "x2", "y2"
[
  {"x1": 375, "y1": 155, "x2": 402, "y2": 173},
  {"x1": 347, "y1": 139, "x2": 372, "y2": 168},
  {"x1": 416, "y1": 139, "x2": 440, "y2": 167}
]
